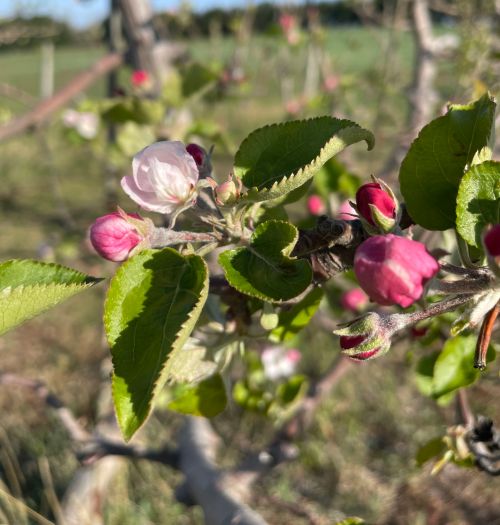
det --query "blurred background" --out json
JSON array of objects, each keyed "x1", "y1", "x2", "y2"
[{"x1": 0, "y1": 1, "x2": 499, "y2": 524}]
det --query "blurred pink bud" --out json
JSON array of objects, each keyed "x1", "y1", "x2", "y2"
[
  {"x1": 279, "y1": 13, "x2": 296, "y2": 33},
  {"x1": 337, "y1": 200, "x2": 357, "y2": 220},
  {"x1": 323, "y1": 74, "x2": 340, "y2": 93},
  {"x1": 483, "y1": 224, "x2": 500, "y2": 277},
  {"x1": 90, "y1": 212, "x2": 144, "y2": 262},
  {"x1": 307, "y1": 195, "x2": 326, "y2": 215},
  {"x1": 262, "y1": 347, "x2": 301, "y2": 381},
  {"x1": 341, "y1": 287, "x2": 369, "y2": 312},
  {"x1": 121, "y1": 141, "x2": 199, "y2": 215},
  {"x1": 131, "y1": 70, "x2": 149, "y2": 87},
  {"x1": 339, "y1": 335, "x2": 381, "y2": 361},
  {"x1": 214, "y1": 174, "x2": 242, "y2": 206},
  {"x1": 186, "y1": 143, "x2": 212, "y2": 178},
  {"x1": 354, "y1": 234, "x2": 439, "y2": 308},
  {"x1": 356, "y1": 182, "x2": 396, "y2": 227},
  {"x1": 285, "y1": 98, "x2": 302, "y2": 115},
  {"x1": 410, "y1": 325, "x2": 428, "y2": 338},
  {"x1": 484, "y1": 224, "x2": 500, "y2": 257}
]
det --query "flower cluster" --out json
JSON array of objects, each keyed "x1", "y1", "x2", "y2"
[
  {"x1": 336, "y1": 178, "x2": 440, "y2": 360},
  {"x1": 90, "y1": 140, "x2": 211, "y2": 261}
]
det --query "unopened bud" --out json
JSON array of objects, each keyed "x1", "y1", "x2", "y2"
[
  {"x1": 483, "y1": 224, "x2": 500, "y2": 278},
  {"x1": 89, "y1": 209, "x2": 151, "y2": 262},
  {"x1": 307, "y1": 195, "x2": 326, "y2": 216},
  {"x1": 186, "y1": 143, "x2": 213, "y2": 178},
  {"x1": 334, "y1": 313, "x2": 392, "y2": 361},
  {"x1": 214, "y1": 174, "x2": 242, "y2": 206},
  {"x1": 354, "y1": 234, "x2": 439, "y2": 308},
  {"x1": 354, "y1": 177, "x2": 398, "y2": 233},
  {"x1": 340, "y1": 287, "x2": 369, "y2": 313}
]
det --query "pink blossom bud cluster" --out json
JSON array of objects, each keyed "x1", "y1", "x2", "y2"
[
  {"x1": 62, "y1": 109, "x2": 99, "y2": 139},
  {"x1": 484, "y1": 224, "x2": 500, "y2": 277},
  {"x1": 90, "y1": 140, "x2": 209, "y2": 262}
]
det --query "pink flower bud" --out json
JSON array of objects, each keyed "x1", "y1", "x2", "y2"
[
  {"x1": 354, "y1": 234, "x2": 439, "y2": 308},
  {"x1": 214, "y1": 174, "x2": 242, "y2": 206},
  {"x1": 307, "y1": 195, "x2": 326, "y2": 216},
  {"x1": 121, "y1": 141, "x2": 199, "y2": 215},
  {"x1": 484, "y1": 224, "x2": 500, "y2": 257},
  {"x1": 355, "y1": 182, "x2": 396, "y2": 227},
  {"x1": 337, "y1": 200, "x2": 357, "y2": 220},
  {"x1": 186, "y1": 143, "x2": 212, "y2": 178},
  {"x1": 90, "y1": 212, "x2": 144, "y2": 262},
  {"x1": 131, "y1": 70, "x2": 149, "y2": 87},
  {"x1": 341, "y1": 287, "x2": 369, "y2": 313},
  {"x1": 323, "y1": 74, "x2": 340, "y2": 93},
  {"x1": 339, "y1": 335, "x2": 381, "y2": 361},
  {"x1": 483, "y1": 224, "x2": 500, "y2": 277}
]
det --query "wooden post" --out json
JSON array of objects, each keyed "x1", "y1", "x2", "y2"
[{"x1": 40, "y1": 41, "x2": 55, "y2": 99}]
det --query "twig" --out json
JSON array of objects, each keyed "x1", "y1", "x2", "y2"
[{"x1": 0, "y1": 52, "x2": 123, "y2": 142}]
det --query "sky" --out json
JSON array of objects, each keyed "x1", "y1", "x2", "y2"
[{"x1": 0, "y1": 0, "x2": 319, "y2": 30}]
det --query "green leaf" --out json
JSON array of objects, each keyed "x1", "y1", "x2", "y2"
[
  {"x1": 334, "y1": 519, "x2": 365, "y2": 525},
  {"x1": 105, "y1": 248, "x2": 208, "y2": 441},
  {"x1": 235, "y1": 116, "x2": 374, "y2": 202},
  {"x1": 167, "y1": 374, "x2": 227, "y2": 417},
  {"x1": 456, "y1": 160, "x2": 500, "y2": 248},
  {"x1": 416, "y1": 437, "x2": 446, "y2": 467},
  {"x1": 432, "y1": 335, "x2": 490, "y2": 397},
  {"x1": 399, "y1": 93, "x2": 496, "y2": 230},
  {"x1": 219, "y1": 221, "x2": 312, "y2": 302},
  {"x1": 277, "y1": 374, "x2": 307, "y2": 405},
  {"x1": 270, "y1": 287, "x2": 323, "y2": 342},
  {"x1": 0, "y1": 259, "x2": 99, "y2": 336}
]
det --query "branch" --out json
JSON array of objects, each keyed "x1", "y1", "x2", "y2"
[
  {"x1": 178, "y1": 417, "x2": 268, "y2": 525},
  {"x1": 0, "y1": 52, "x2": 123, "y2": 142}
]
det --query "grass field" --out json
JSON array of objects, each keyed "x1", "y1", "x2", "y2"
[{"x1": 0, "y1": 25, "x2": 499, "y2": 525}]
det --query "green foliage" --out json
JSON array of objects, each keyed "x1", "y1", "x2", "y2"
[
  {"x1": 416, "y1": 335, "x2": 496, "y2": 401},
  {"x1": 314, "y1": 159, "x2": 361, "y2": 198},
  {"x1": 234, "y1": 117, "x2": 374, "y2": 202},
  {"x1": 456, "y1": 160, "x2": 500, "y2": 248},
  {"x1": 219, "y1": 220, "x2": 312, "y2": 302},
  {"x1": 167, "y1": 374, "x2": 227, "y2": 417},
  {"x1": 0, "y1": 259, "x2": 99, "y2": 336},
  {"x1": 116, "y1": 122, "x2": 156, "y2": 157},
  {"x1": 180, "y1": 62, "x2": 219, "y2": 98},
  {"x1": 101, "y1": 98, "x2": 164, "y2": 125},
  {"x1": 105, "y1": 249, "x2": 208, "y2": 441},
  {"x1": 415, "y1": 436, "x2": 447, "y2": 467},
  {"x1": 271, "y1": 287, "x2": 324, "y2": 342},
  {"x1": 399, "y1": 93, "x2": 496, "y2": 230}
]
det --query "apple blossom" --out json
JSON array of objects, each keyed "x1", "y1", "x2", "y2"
[
  {"x1": 354, "y1": 234, "x2": 439, "y2": 308},
  {"x1": 90, "y1": 211, "x2": 149, "y2": 262},
  {"x1": 121, "y1": 141, "x2": 199, "y2": 215}
]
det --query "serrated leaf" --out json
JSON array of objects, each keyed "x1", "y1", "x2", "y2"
[
  {"x1": 399, "y1": 93, "x2": 496, "y2": 230},
  {"x1": 456, "y1": 160, "x2": 500, "y2": 248},
  {"x1": 270, "y1": 287, "x2": 323, "y2": 342},
  {"x1": 219, "y1": 220, "x2": 312, "y2": 302},
  {"x1": 167, "y1": 374, "x2": 227, "y2": 417},
  {"x1": 235, "y1": 116, "x2": 374, "y2": 202},
  {"x1": 105, "y1": 248, "x2": 208, "y2": 441},
  {"x1": 0, "y1": 259, "x2": 99, "y2": 336}
]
